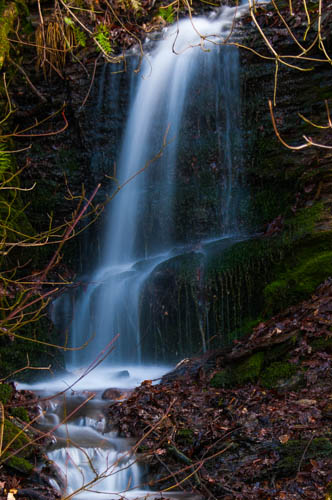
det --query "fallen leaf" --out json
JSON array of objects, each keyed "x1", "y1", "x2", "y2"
[{"x1": 279, "y1": 434, "x2": 290, "y2": 444}]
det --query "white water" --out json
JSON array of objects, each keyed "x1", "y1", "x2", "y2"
[
  {"x1": 52, "y1": 5, "x2": 246, "y2": 370},
  {"x1": 19, "y1": 365, "x2": 169, "y2": 392},
  {"x1": 44, "y1": 5, "x2": 248, "y2": 498},
  {"x1": 22, "y1": 366, "x2": 203, "y2": 499}
]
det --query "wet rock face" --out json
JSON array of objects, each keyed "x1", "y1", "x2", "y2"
[
  {"x1": 12, "y1": 6, "x2": 332, "y2": 363},
  {"x1": 240, "y1": 15, "x2": 332, "y2": 231},
  {"x1": 65, "y1": 20, "x2": 332, "y2": 360}
]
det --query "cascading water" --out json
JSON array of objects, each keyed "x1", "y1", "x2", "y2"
[
  {"x1": 54, "y1": 5, "x2": 246, "y2": 369},
  {"x1": 42, "y1": 6, "x2": 249, "y2": 499}
]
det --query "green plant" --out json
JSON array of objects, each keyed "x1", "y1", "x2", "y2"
[
  {"x1": 9, "y1": 407, "x2": 29, "y2": 422},
  {"x1": 158, "y1": 5, "x2": 175, "y2": 23},
  {"x1": 64, "y1": 16, "x2": 86, "y2": 47},
  {"x1": 95, "y1": 24, "x2": 112, "y2": 55},
  {"x1": 0, "y1": 383, "x2": 13, "y2": 404}
]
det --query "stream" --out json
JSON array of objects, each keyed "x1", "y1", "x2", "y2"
[{"x1": 20, "y1": 366, "x2": 204, "y2": 499}]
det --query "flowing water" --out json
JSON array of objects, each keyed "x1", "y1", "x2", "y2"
[
  {"x1": 53, "y1": 5, "x2": 246, "y2": 370},
  {"x1": 37, "y1": 5, "x2": 248, "y2": 498}
]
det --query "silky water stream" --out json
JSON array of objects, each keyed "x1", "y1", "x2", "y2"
[{"x1": 21, "y1": 5, "x2": 248, "y2": 499}]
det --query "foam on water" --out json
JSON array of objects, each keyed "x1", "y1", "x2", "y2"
[{"x1": 18, "y1": 365, "x2": 170, "y2": 392}]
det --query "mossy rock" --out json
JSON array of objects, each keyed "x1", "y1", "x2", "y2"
[
  {"x1": 260, "y1": 361, "x2": 299, "y2": 389},
  {"x1": 235, "y1": 351, "x2": 265, "y2": 384},
  {"x1": 276, "y1": 438, "x2": 332, "y2": 476},
  {"x1": 264, "y1": 251, "x2": 332, "y2": 314},
  {"x1": 6, "y1": 455, "x2": 34, "y2": 474},
  {"x1": 263, "y1": 229, "x2": 332, "y2": 315},
  {"x1": 0, "y1": 315, "x2": 64, "y2": 381},
  {"x1": 229, "y1": 317, "x2": 264, "y2": 341},
  {"x1": 210, "y1": 352, "x2": 264, "y2": 388},
  {"x1": 284, "y1": 203, "x2": 324, "y2": 238},
  {"x1": 9, "y1": 406, "x2": 29, "y2": 422},
  {"x1": 0, "y1": 418, "x2": 35, "y2": 473},
  {"x1": 2, "y1": 418, "x2": 32, "y2": 457},
  {"x1": 210, "y1": 369, "x2": 233, "y2": 388},
  {"x1": 0, "y1": 383, "x2": 13, "y2": 404}
]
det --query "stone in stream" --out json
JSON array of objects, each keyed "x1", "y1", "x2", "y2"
[
  {"x1": 114, "y1": 369, "x2": 130, "y2": 379},
  {"x1": 101, "y1": 388, "x2": 124, "y2": 400}
]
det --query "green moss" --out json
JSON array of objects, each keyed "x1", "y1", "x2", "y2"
[
  {"x1": 206, "y1": 236, "x2": 283, "y2": 278},
  {"x1": 210, "y1": 352, "x2": 264, "y2": 388},
  {"x1": 277, "y1": 438, "x2": 332, "y2": 476},
  {"x1": 2, "y1": 418, "x2": 31, "y2": 454},
  {"x1": 264, "y1": 229, "x2": 332, "y2": 315},
  {"x1": 6, "y1": 455, "x2": 34, "y2": 473},
  {"x1": 228, "y1": 317, "x2": 264, "y2": 344},
  {"x1": 1, "y1": 418, "x2": 34, "y2": 473},
  {"x1": 176, "y1": 428, "x2": 194, "y2": 445},
  {"x1": 235, "y1": 351, "x2": 265, "y2": 384},
  {"x1": 9, "y1": 407, "x2": 29, "y2": 422},
  {"x1": 264, "y1": 250, "x2": 332, "y2": 314},
  {"x1": 284, "y1": 203, "x2": 324, "y2": 238},
  {"x1": 0, "y1": 140, "x2": 34, "y2": 272},
  {"x1": 245, "y1": 185, "x2": 291, "y2": 231},
  {"x1": 136, "y1": 445, "x2": 149, "y2": 453},
  {"x1": 260, "y1": 361, "x2": 299, "y2": 389},
  {"x1": 0, "y1": 383, "x2": 13, "y2": 404},
  {"x1": 142, "y1": 198, "x2": 332, "y2": 357},
  {"x1": 210, "y1": 369, "x2": 232, "y2": 388}
]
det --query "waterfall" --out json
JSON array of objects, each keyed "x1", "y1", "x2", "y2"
[
  {"x1": 38, "y1": 6, "x2": 251, "y2": 499},
  {"x1": 52, "y1": 5, "x2": 246, "y2": 369}
]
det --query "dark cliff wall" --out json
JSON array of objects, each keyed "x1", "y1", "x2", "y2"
[
  {"x1": 1, "y1": 0, "x2": 332, "y2": 371},
  {"x1": 137, "y1": 10, "x2": 332, "y2": 360}
]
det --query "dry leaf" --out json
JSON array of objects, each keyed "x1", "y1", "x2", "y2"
[{"x1": 279, "y1": 434, "x2": 290, "y2": 444}]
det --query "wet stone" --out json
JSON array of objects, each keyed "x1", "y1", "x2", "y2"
[
  {"x1": 114, "y1": 369, "x2": 130, "y2": 379},
  {"x1": 102, "y1": 388, "x2": 123, "y2": 400}
]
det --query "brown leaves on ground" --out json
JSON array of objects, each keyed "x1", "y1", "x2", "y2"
[{"x1": 107, "y1": 279, "x2": 332, "y2": 499}]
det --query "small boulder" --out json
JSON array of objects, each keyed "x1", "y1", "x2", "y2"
[
  {"x1": 114, "y1": 370, "x2": 130, "y2": 379},
  {"x1": 102, "y1": 388, "x2": 122, "y2": 400}
]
